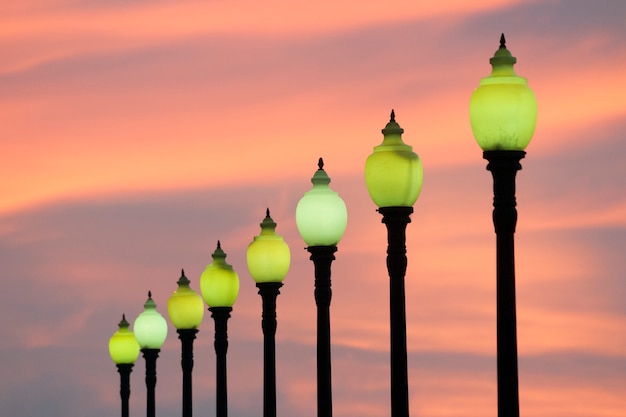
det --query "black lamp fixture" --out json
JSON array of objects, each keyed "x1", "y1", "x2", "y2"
[
  {"x1": 469, "y1": 34, "x2": 537, "y2": 417},
  {"x1": 296, "y1": 158, "x2": 348, "y2": 417},
  {"x1": 365, "y1": 110, "x2": 423, "y2": 417}
]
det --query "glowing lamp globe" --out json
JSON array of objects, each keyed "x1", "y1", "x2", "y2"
[
  {"x1": 167, "y1": 269, "x2": 205, "y2": 329},
  {"x1": 200, "y1": 241, "x2": 240, "y2": 308},
  {"x1": 108, "y1": 314, "x2": 140, "y2": 364},
  {"x1": 365, "y1": 110, "x2": 423, "y2": 208},
  {"x1": 296, "y1": 158, "x2": 348, "y2": 247},
  {"x1": 247, "y1": 209, "x2": 291, "y2": 283},
  {"x1": 470, "y1": 34, "x2": 537, "y2": 151},
  {"x1": 133, "y1": 292, "x2": 168, "y2": 349}
]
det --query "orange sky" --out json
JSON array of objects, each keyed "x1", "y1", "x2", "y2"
[{"x1": 1, "y1": 1, "x2": 625, "y2": 417}]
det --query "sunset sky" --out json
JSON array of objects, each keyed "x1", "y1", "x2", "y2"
[{"x1": 1, "y1": 1, "x2": 625, "y2": 416}]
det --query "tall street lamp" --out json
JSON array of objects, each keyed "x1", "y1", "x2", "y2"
[
  {"x1": 108, "y1": 314, "x2": 140, "y2": 417},
  {"x1": 246, "y1": 208, "x2": 291, "y2": 417},
  {"x1": 167, "y1": 269, "x2": 205, "y2": 417},
  {"x1": 133, "y1": 292, "x2": 168, "y2": 417},
  {"x1": 200, "y1": 241, "x2": 240, "y2": 417},
  {"x1": 296, "y1": 158, "x2": 348, "y2": 417},
  {"x1": 365, "y1": 110, "x2": 423, "y2": 417},
  {"x1": 469, "y1": 34, "x2": 537, "y2": 417}
]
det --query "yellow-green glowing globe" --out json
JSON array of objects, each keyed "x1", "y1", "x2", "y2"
[
  {"x1": 168, "y1": 270, "x2": 205, "y2": 329},
  {"x1": 470, "y1": 35, "x2": 537, "y2": 151},
  {"x1": 108, "y1": 314, "x2": 140, "y2": 364},
  {"x1": 365, "y1": 110, "x2": 422, "y2": 208},
  {"x1": 200, "y1": 241, "x2": 240, "y2": 308},
  {"x1": 247, "y1": 209, "x2": 291, "y2": 283}
]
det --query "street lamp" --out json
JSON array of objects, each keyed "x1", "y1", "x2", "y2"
[
  {"x1": 108, "y1": 314, "x2": 140, "y2": 417},
  {"x1": 133, "y1": 291, "x2": 168, "y2": 417},
  {"x1": 200, "y1": 241, "x2": 240, "y2": 417},
  {"x1": 469, "y1": 34, "x2": 537, "y2": 417},
  {"x1": 365, "y1": 110, "x2": 423, "y2": 417},
  {"x1": 296, "y1": 158, "x2": 348, "y2": 417},
  {"x1": 167, "y1": 269, "x2": 205, "y2": 417},
  {"x1": 247, "y1": 208, "x2": 291, "y2": 417}
]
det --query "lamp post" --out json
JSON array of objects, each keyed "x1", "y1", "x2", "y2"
[
  {"x1": 296, "y1": 158, "x2": 348, "y2": 417},
  {"x1": 365, "y1": 110, "x2": 423, "y2": 417},
  {"x1": 108, "y1": 314, "x2": 140, "y2": 417},
  {"x1": 246, "y1": 208, "x2": 291, "y2": 417},
  {"x1": 469, "y1": 34, "x2": 537, "y2": 417},
  {"x1": 167, "y1": 269, "x2": 205, "y2": 417},
  {"x1": 133, "y1": 292, "x2": 168, "y2": 417},
  {"x1": 200, "y1": 241, "x2": 240, "y2": 417}
]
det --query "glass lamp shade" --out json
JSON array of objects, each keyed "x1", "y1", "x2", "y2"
[
  {"x1": 167, "y1": 270, "x2": 205, "y2": 329},
  {"x1": 108, "y1": 314, "x2": 140, "y2": 364},
  {"x1": 296, "y1": 158, "x2": 348, "y2": 247},
  {"x1": 365, "y1": 110, "x2": 423, "y2": 208},
  {"x1": 200, "y1": 241, "x2": 240, "y2": 308},
  {"x1": 133, "y1": 292, "x2": 168, "y2": 349},
  {"x1": 247, "y1": 209, "x2": 291, "y2": 283},
  {"x1": 470, "y1": 34, "x2": 537, "y2": 151}
]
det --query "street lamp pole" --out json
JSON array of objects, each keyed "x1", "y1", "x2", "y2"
[
  {"x1": 133, "y1": 292, "x2": 168, "y2": 417},
  {"x1": 247, "y1": 209, "x2": 291, "y2": 417},
  {"x1": 168, "y1": 269, "x2": 205, "y2": 417},
  {"x1": 296, "y1": 158, "x2": 348, "y2": 417},
  {"x1": 470, "y1": 34, "x2": 537, "y2": 417},
  {"x1": 485, "y1": 150, "x2": 525, "y2": 417},
  {"x1": 210, "y1": 306, "x2": 232, "y2": 417},
  {"x1": 200, "y1": 241, "x2": 240, "y2": 417},
  {"x1": 308, "y1": 244, "x2": 337, "y2": 417},
  {"x1": 380, "y1": 206, "x2": 412, "y2": 417},
  {"x1": 109, "y1": 314, "x2": 140, "y2": 417},
  {"x1": 365, "y1": 110, "x2": 423, "y2": 417}
]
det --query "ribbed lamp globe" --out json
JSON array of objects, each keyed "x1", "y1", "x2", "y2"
[
  {"x1": 470, "y1": 34, "x2": 537, "y2": 151},
  {"x1": 296, "y1": 158, "x2": 348, "y2": 246},
  {"x1": 365, "y1": 110, "x2": 423, "y2": 208},
  {"x1": 133, "y1": 292, "x2": 168, "y2": 349},
  {"x1": 108, "y1": 314, "x2": 140, "y2": 364},
  {"x1": 247, "y1": 209, "x2": 291, "y2": 283},
  {"x1": 200, "y1": 241, "x2": 240, "y2": 308},
  {"x1": 167, "y1": 269, "x2": 205, "y2": 329}
]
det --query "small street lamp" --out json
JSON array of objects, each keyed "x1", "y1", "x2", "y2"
[
  {"x1": 200, "y1": 241, "x2": 240, "y2": 417},
  {"x1": 365, "y1": 110, "x2": 423, "y2": 417},
  {"x1": 246, "y1": 208, "x2": 291, "y2": 417},
  {"x1": 167, "y1": 269, "x2": 205, "y2": 417},
  {"x1": 469, "y1": 34, "x2": 537, "y2": 417},
  {"x1": 108, "y1": 314, "x2": 140, "y2": 417},
  {"x1": 296, "y1": 158, "x2": 348, "y2": 417},
  {"x1": 133, "y1": 292, "x2": 168, "y2": 417}
]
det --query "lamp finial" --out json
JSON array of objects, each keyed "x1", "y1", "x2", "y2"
[
  {"x1": 318, "y1": 157, "x2": 324, "y2": 170},
  {"x1": 390, "y1": 109, "x2": 396, "y2": 123},
  {"x1": 500, "y1": 33, "x2": 506, "y2": 49}
]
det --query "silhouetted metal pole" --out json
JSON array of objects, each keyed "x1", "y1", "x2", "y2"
[
  {"x1": 141, "y1": 349, "x2": 160, "y2": 417},
  {"x1": 308, "y1": 245, "x2": 337, "y2": 417},
  {"x1": 257, "y1": 282, "x2": 283, "y2": 417},
  {"x1": 116, "y1": 364, "x2": 133, "y2": 417},
  {"x1": 210, "y1": 307, "x2": 232, "y2": 417},
  {"x1": 485, "y1": 150, "x2": 524, "y2": 417},
  {"x1": 379, "y1": 206, "x2": 412, "y2": 417},
  {"x1": 178, "y1": 329, "x2": 198, "y2": 417}
]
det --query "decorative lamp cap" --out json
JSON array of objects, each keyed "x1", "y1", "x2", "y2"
[
  {"x1": 260, "y1": 208, "x2": 277, "y2": 232},
  {"x1": 489, "y1": 33, "x2": 517, "y2": 73},
  {"x1": 212, "y1": 240, "x2": 227, "y2": 262},
  {"x1": 143, "y1": 291, "x2": 157, "y2": 310},
  {"x1": 381, "y1": 109, "x2": 404, "y2": 135},
  {"x1": 117, "y1": 314, "x2": 130, "y2": 329},
  {"x1": 311, "y1": 158, "x2": 331, "y2": 185},
  {"x1": 176, "y1": 269, "x2": 191, "y2": 288}
]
